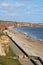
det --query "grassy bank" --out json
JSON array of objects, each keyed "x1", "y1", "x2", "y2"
[
  {"x1": 0, "y1": 47, "x2": 21, "y2": 65},
  {"x1": 0, "y1": 31, "x2": 21, "y2": 65},
  {"x1": 0, "y1": 56, "x2": 21, "y2": 65},
  {"x1": 6, "y1": 47, "x2": 16, "y2": 57}
]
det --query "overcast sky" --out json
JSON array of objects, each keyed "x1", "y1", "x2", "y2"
[{"x1": 0, "y1": 0, "x2": 43, "y2": 23}]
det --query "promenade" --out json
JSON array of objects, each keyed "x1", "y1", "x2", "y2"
[{"x1": 5, "y1": 30, "x2": 43, "y2": 60}]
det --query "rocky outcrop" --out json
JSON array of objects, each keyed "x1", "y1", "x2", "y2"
[{"x1": 1, "y1": 35, "x2": 9, "y2": 53}]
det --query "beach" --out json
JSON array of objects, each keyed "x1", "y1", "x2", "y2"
[{"x1": 7, "y1": 29, "x2": 43, "y2": 60}]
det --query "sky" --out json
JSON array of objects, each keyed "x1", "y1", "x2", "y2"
[{"x1": 0, "y1": 0, "x2": 43, "y2": 23}]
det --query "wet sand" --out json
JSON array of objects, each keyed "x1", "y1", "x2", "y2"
[{"x1": 8, "y1": 30, "x2": 43, "y2": 60}]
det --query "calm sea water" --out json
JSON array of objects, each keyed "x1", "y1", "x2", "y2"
[{"x1": 13, "y1": 27, "x2": 43, "y2": 41}]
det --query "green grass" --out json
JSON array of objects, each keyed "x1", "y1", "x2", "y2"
[
  {"x1": 0, "y1": 56, "x2": 21, "y2": 65},
  {"x1": 6, "y1": 47, "x2": 16, "y2": 57},
  {"x1": 0, "y1": 47, "x2": 21, "y2": 65},
  {"x1": 0, "y1": 31, "x2": 21, "y2": 65}
]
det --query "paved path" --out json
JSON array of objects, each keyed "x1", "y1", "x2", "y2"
[
  {"x1": 4, "y1": 30, "x2": 43, "y2": 65},
  {"x1": 7, "y1": 30, "x2": 43, "y2": 59},
  {"x1": 9, "y1": 39, "x2": 33, "y2": 65}
]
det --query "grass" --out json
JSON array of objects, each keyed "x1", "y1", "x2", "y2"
[
  {"x1": 0, "y1": 30, "x2": 21, "y2": 65},
  {"x1": 0, "y1": 56, "x2": 21, "y2": 65},
  {"x1": 0, "y1": 47, "x2": 21, "y2": 65},
  {"x1": 6, "y1": 47, "x2": 16, "y2": 57}
]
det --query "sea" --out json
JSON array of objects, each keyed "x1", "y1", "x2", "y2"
[{"x1": 13, "y1": 26, "x2": 43, "y2": 42}]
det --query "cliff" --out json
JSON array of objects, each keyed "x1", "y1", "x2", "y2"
[{"x1": 0, "y1": 21, "x2": 43, "y2": 30}]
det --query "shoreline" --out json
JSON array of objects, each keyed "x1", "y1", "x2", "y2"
[
  {"x1": 13, "y1": 26, "x2": 43, "y2": 42},
  {"x1": 11, "y1": 29, "x2": 43, "y2": 44},
  {"x1": 8, "y1": 29, "x2": 43, "y2": 59}
]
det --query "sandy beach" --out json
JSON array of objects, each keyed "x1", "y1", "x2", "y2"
[{"x1": 7, "y1": 29, "x2": 43, "y2": 60}]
